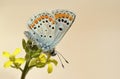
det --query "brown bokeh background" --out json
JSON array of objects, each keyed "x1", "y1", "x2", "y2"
[{"x1": 0, "y1": 0, "x2": 120, "y2": 79}]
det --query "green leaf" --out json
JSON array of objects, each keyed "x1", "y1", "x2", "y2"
[
  {"x1": 25, "y1": 54, "x2": 31, "y2": 60},
  {"x1": 47, "y1": 63, "x2": 53, "y2": 73},
  {"x1": 31, "y1": 49, "x2": 42, "y2": 58},
  {"x1": 22, "y1": 39, "x2": 26, "y2": 49},
  {"x1": 36, "y1": 49, "x2": 42, "y2": 53},
  {"x1": 31, "y1": 45, "x2": 38, "y2": 51},
  {"x1": 31, "y1": 53, "x2": 40, "y2": 58},
  {"x1": 25, "y1": 46, "x2": 29, "y2": 53},
  {"x1": 36, "y1": 63, "x2": 46, "y2": 68},
  {"x1": 27, "y1": 39, "x2": 32, "y2": 46},
  {"x1": 29, "y1": 58, "x2": 37, "y2": 67}
]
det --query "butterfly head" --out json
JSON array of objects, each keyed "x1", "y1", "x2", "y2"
[
  {"x1": 49, "y1": 48, "x2": 57, "y2": 56},
  {"x1": 43, "y1": 47, "x2": 56, "y2": 56}
]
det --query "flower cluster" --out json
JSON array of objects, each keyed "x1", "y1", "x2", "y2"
[
  {"x1": 3, "y1": 39, "x2": 58, "y2": 79},
  {"x1": 22, "y1": 39, "x2": 58, "y2": 73}
]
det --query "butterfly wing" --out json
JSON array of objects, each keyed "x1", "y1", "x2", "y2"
[
  {"x1": 24, "y1": 10, "x2": 76, "y2": 52},
  {"x1": 25, "y1": 12, "x2": 56, "y2": 51},
  {"x1": 49, "y1": 10, "x2": 76, "y2": 49}
]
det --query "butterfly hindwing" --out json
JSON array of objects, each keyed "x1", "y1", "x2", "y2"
[{"x1": 50, "y1": 10, "x2": 76, "y2": 48}]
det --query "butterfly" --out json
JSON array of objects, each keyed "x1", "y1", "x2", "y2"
[{"x1": 24, "y1": 10, "x2": 76, "y2": 66}]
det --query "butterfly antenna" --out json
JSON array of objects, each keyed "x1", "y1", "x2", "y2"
[
  {"x1": 57, "y1": 54, "x2": 64, "y2": 68},
  {"x1": 57, "y1": 51, "x2": 69, "y2": 64}
]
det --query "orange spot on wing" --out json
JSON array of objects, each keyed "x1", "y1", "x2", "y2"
[
  {"x1": 69, "y1": 16, "x2": 73, "y2": 21},
  {"x1": 31, "y1": 23, "x2": 35, "y2": 28},
  {"x1": 37, "y1": 17, "x2": 41, "y2": 21},
  {"x1": 66, "y1": 14, "x2": 69, "y2": 18},
  {"x1": 45, "y1": 15, "x2": 48, "y2": 19},
  {"x1": 59, "y1": 13, "x2": 62, "y2": 18},
  {"x1": 52, "y1": 21, "x2": 55, "y2": 24},
  {"x1": 62, "y1": 14, "x2": 66, "y2": 18},
  {"x1": 49, "y1": 17, "x2": 53, "y2": 22},
  {"x1": 41, "y1": 16, "x2": 45, "y2": 19},
  {"x1": 34, "y1": 19, "x2": 38, "y2": 24},
  {"x1": 55, "y1": 14, "x2": 59, "y2": 19}
]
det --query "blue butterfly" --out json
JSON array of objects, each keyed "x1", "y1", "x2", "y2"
[{"x1": 24, "y1": 10, "x2": 75, "y2": 65}]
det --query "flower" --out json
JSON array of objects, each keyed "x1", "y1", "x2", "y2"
[
  {"x1": 3, "y1": 48, "x2": 25, "y2": 68},
  {"x1": 39, "y1": 53, "x2": 47, "y2": 63},
  {"x1": 47, "y1": 58, "x2": 58, "y2": 73},
  {"x1": 29, "y1": 53, "x2": 58, "y2": 73},
  {"x1": 38, "y1": 53, "x2": 58, "y2": 73}
]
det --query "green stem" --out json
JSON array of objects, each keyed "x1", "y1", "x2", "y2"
[
  {"x1": 21, "y1": 60, "x2": 31, "y2": 79},
  {"x1": 18, "y1": 67, "x2": 23, "y2": 72}
]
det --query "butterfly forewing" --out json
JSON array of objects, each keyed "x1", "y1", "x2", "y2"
[{"x1": 26, "y1": 12, "x2": 56, "y2": 51}]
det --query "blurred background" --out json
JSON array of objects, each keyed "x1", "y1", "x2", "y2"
[{"x1": 0, "y1": 0, "x2": 120, "y2": 79}]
